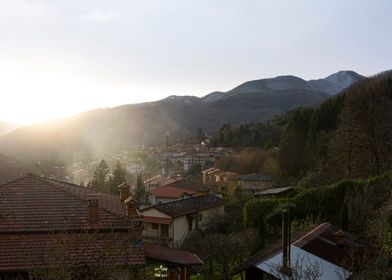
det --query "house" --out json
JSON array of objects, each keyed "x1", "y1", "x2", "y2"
[
  {"x1": 235, "y1": 222, "x2": 368, "y2": 280},
  {"x1": 201, "y1": 167, "x2": 222, "y2": 185},
  {"x1": 146, "y1": 185, "x2": 198, "y2": 205},
  {"x1": 142, "y1": 194, "x2": 224, "y2": 248},
  {"x1": 0, "y1": 174, "x2": 202, "y2": 280},
  {"x1": 214, "y1": 171, "x2": 240, "y2": 191},
  {"x1": 239, "y1": 173, "x2": 273, "y2": 193},
  {"x1": 144, "y1": 175, "x2": 184, "y2": 191},
  {"x1": 254, "y1": 186, "x2": 295, "y2": 199}
]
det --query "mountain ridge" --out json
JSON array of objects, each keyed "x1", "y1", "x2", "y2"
[{"x1": 0, "y1": 70, "x2": 364, "y2": 163}]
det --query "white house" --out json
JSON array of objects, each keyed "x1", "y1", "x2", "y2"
[{"x1": 142, "y1": 194, "x2": 224, "y2": 248}]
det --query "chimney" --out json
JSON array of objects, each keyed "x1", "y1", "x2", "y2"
[
  {"x1": 87, "y1": 194, "x2": 101, "y2": 225},
  {"x1": 280, "y1": 209, "x2": 292, "y2": 275},
  {"x1": 124, "y1": 197, "x2": 140, "y2": 217},
  {"x1": 335, "y1": 230, "x2": 345, "y2": 249},
  {"x1": 118, "y1": 182, "x2": 130, "y2": 202}
]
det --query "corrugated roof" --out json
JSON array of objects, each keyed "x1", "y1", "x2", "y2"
[
  {"x1": 256, "y1": 245, "x2": 351, "y2": 280},
  {"x1": 234, "y1": 222, "x2": 368, "y2": 275},
  {"x1": 255, "y1": 186, "x2": 294, "y2": 196}
]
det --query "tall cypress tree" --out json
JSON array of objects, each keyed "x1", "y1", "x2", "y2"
[
  {"x1": 108, "y1": 161, "x2": 126, "y2": 193},
  {"x1": 90, "y1": 159, "x2": 109, "y2": 192}
]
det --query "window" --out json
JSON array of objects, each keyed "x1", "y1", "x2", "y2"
[
  {"x1": 161, "y1": 224, "x2": 169, "y2": 237},
  {"x1": 152, "y1": 223, "x2": 158, "y2": 230}
]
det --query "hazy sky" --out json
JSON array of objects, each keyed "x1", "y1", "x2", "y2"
[{"x1": 0, "y1": 0, "x2": 391, "y2": 124}]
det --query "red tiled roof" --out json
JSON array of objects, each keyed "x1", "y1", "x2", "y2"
[
  {"x1": 0, "y1": 232, "x2": 145, "y2": 272},
  {"x1": 144, "y1": 243, "x2": 202, "y2": 266},
  {"x1": 0, "y1": 175, "x2": 134, "y2": 232},
  {"x1": 0, "y1": 174, "x2": 145, "y2": 271},
  {"x1": 166, "y1": 180, "x2": 209, "y2": 193},
  {"x1": 143, "y1": 216, "x2": 172, "y2": 225},
  {"x1": 147, "y1": 186, "x2": 197, "y2": 198}
]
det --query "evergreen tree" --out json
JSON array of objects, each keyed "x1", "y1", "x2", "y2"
[
  {"x1": 132, "y1": 172, "x2": 145, "y2": 203},
  {"x1": 108, "y1": 161, "x2": 126, "y2": 193},
  {"x1": 90, "y1": 159, "x2": 109, "y2": 192}
]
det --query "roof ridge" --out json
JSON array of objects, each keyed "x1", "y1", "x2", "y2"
[
  {"x1": 0, "y1": 173, "x2": 38, "y2": 188},
  {"x1": 293, "y1": 222, "x2": 332, "y2": 247},
  {"x1": 35, "y1": 176, "x2": 138, "y2": 224}
]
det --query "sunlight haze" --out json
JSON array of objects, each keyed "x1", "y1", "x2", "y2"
[{"x1": 0, "y1": 0, "x2": 391, "y2": 124}]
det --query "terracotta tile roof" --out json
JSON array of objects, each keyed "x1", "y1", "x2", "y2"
[
  {"x1": 166, "y1": 180, "x2": 209, "y2": 193},
  {"x1": 143, "y1": 216, "x2": 172, "y2": 225},
  {"x1": 147, "y1": 186, "x2": 197, "y2": 198},
  {"x1": 145, "y1": 175, "x2": 183, "y2": 187},
  {"x1": 0, "y1": 174, "x2": 134, "y2": 232},
  {"x1": 0, "y1": 232, "x2": 145, "y2": 272},
  {"x1": 0, "y1": 174, "x2": 145, "y2": 271},
  {"x1": 144, "y1": 243, "x2": 202, "y2": 266},
  {"x1": 143, "y1": 194, "x2": 224, "y2": 218}
]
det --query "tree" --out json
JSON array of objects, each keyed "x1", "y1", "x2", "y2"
[
  {"x1": 197, "y1": 127, "x2": 205, "y2": 143},
  {"x1": 132, "y1": 172, "x2": 145, "y2": 203},
  {"x1": 329, "y1": 74, "x2": 392, "y2": 179},
  {"x1": 279, "y1": 108, "x2": 313, "y2": 178},
  {"x1": 108, "y1": 161, "x2": 126, "y2": 193},
  {"x1": 90, "y1": 159, "x2": 109, "y2": 192}
]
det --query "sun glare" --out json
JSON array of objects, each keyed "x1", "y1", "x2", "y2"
[{"x1": 0, "y1": 59, "x2": 154, "y2": 125}]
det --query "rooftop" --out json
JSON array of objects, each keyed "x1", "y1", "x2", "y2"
[
  {"x1": 0, "y1": 174, "x2": 134, "y2": 232},
  {"x1": 254, "y1": 186, "x2": 294, "y2": 196},
  {"x1": 147, "y1": 185, "x2": 198, "y2": 198},
  {"x1": 239, "y1": 173, "x2": 273, "y2": 182},
  {"x1": 236, "y1": 222, "x2": 368, "y2": 275},
  {"x1": 143, "y1": 194, "x2": 224, "y2": 218},
  {"x1": 0, "y1": 174, "x2": 145, "y2": 270},
  {"x1": 144, "y1": 243, "x2": 203, "y2": 266}
]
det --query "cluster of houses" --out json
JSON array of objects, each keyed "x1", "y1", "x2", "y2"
[
  {"x1": 202, "y1": 167, "x2": 274, "y2": 195},
  {"x1": 0, "y1": 168, "x2": 372, "y2": 279},
  {"x1": 158, "y1": 144, "x2": 234, "y2": 172},
  {"x1": 0, "y1": 174, "x2": 203, "y2": 279}
]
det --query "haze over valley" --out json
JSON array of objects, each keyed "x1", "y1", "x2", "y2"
[{"x1": 0, "y1": 70, "x2": 363, "y2": 164}]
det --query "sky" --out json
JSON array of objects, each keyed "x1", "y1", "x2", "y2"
[{"x1": 0, "y1": 0, "x2": 391, "y2": 125}]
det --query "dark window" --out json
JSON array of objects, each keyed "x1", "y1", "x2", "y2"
[
  {"x1": 161, "y1": 224, "x2": 169, "y2": 237},
  {"x1": 152, "y1": 223, "x2": 158, "y2": 230}
]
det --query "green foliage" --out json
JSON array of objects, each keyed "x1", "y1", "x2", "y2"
[
  {"x1": 213, "y1": 122, "x2": 281, "y2": 148},
  {"x1": 243, "y1": 198, "x2": 280, "y2": 247},
  {"x1": 181, "y1": 228, "x2": 260, "y2": 280},
  {"x1": 244, "y1": 172, "x2": 392, "y2": 238},
  {"x1": 215, "y1": 148, "x2": 278, "y2": 175},
  {"x1": 279, "y1": 107, "x2": 313, "y2": 178},
  {"x1": 132, "y1": 172, "x2": 145, "y2": 203},
  {"x1": 90, "y1": 159, "x2": 109, "y2": 192},
  {"x1": 107, "y1": 161, "x2": 126, "y2": 193}
]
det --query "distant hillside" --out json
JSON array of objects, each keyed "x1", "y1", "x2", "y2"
[
  {"x1": 0, "y1": 71, "x2": 364, "y2": 163},
  {"x1": 0, "y1": 121, "x2": 19, "y2": 136},
  {"x1": 0, "y1": 153, "x2": 35, "y2": 184}
]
